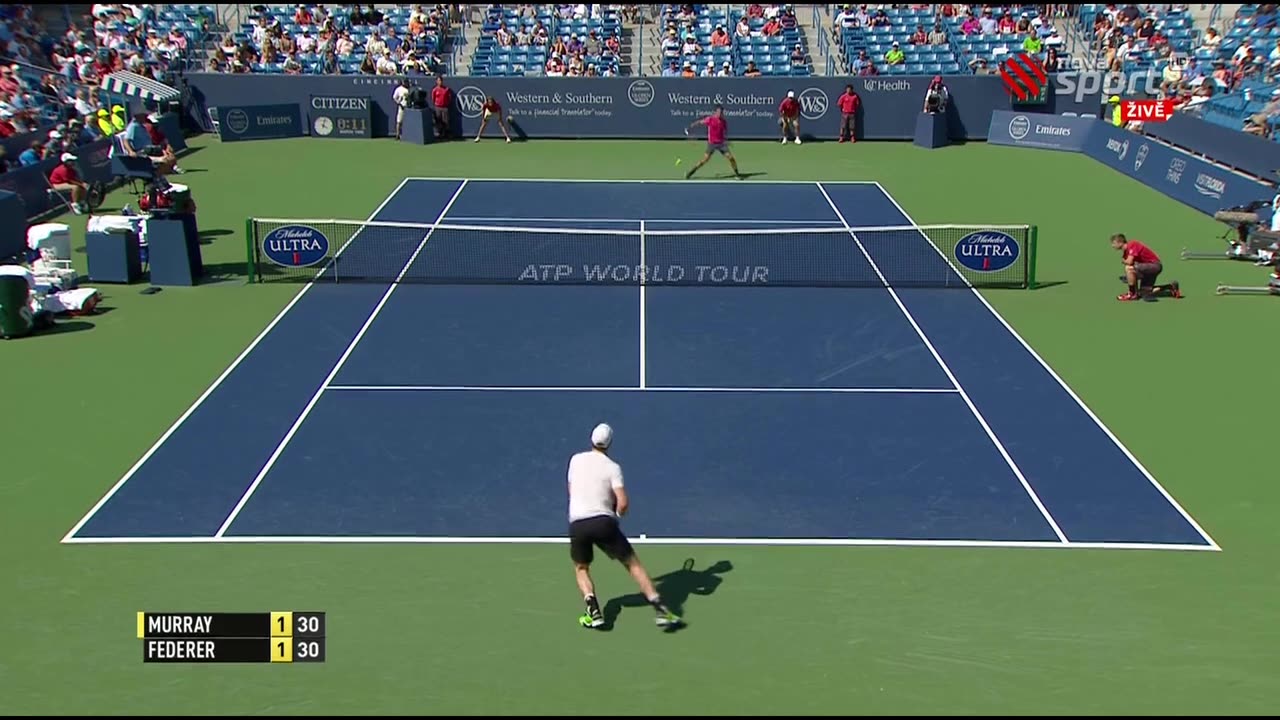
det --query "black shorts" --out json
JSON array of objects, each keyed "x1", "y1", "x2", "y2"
[
  {"x1": 1135, "y1": 261, "x2": 1162, "y2": 285},
  {"x1": 569, "y1": 515, "x2": 634, "y2": 565}
]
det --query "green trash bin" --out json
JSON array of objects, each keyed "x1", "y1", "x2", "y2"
[{"x1": 0, "y1": 273, "x2": 34, "y2": 339}]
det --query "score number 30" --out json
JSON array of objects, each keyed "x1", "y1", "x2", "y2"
[
  {"x1": 276, "y1": 615, "x2": 322, "y2": 635},
  {"x1": 275, "y1": 639, "x2": 322, "y2": 659}
]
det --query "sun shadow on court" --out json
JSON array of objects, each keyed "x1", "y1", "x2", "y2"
[
  {"x1": 1031, "y1": 280, "x2": 1069, "y2": 290},
  {"x1": 710, "y1": 171, "x2": 767, "y2": 180},
  {"x1": 601, "y1": 558, "x2": 733, "y2": 633},
  {"x1": 193, "y1": 262, "x2": 256, "y2": 284}
]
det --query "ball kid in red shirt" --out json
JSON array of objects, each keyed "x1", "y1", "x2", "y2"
[
  {"x1": 778, "y1": 90, "x2": 801, "y2": 144},
  {"x1": 1112, "y1": 233, "x2": 1182, "y2": 301},
  {"x1": 836, "y1": 85, "x2": 860, "y2": 143}
]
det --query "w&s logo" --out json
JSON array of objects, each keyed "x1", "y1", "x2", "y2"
[
  {"x1": 456, "y1": 86, "x2": 487, "y2": 118},
  {"x1": 797, "y1": 88, "x2": 829, "y2": 121}
]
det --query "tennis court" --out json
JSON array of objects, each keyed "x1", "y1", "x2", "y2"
[{"x1": 63, "y1": 178, "x2": 1216, "y2": 549}]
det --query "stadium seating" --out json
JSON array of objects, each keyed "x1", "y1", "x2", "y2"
[
  {"x1": 836, "y1": 6, "x2": 963, "y2": 75},
  {"x1": 470, "y1": 5, "x2": 622, "y2": 77},
  {"x1": 1072, "y1": 4, "x2": 1280, "y2": 141},
  {"x1": 232, "y1": 5, "x2": 447, "y2": 75},
  {"x1": 655, "y1": 4, "x2": 813, "y2": 77}
]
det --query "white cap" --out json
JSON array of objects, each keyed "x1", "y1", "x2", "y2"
[
  {"x1": 591, "y1": 423, "x2": 613, "y2": 449},
  {"x1": 60, "y1": 152, "x2": 77, "y2": 162},
  {"x1": 787, "y1": 90, "x2": 795, "y2": 97}
]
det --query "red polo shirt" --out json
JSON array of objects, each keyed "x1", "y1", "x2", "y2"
[
  {"x1": 837, "y1": 92, "x2": 859, "y2": 114},
  {"x1": 1123, "y1": 240, "x2": 1160, "y2": 264},
  {"x1": 430, "y1": 85, "x2": 451, "y2": 108},
  {"x1": 778, "y1": 97, "x2": 799, "y2": 117},
  {"x1": 49, "y1": 163, "x2": 79, "y2": 185}
]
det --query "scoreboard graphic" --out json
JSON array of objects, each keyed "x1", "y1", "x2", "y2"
[{"x1": 138, "y1": 612, "x2": 326, "y2": 663}]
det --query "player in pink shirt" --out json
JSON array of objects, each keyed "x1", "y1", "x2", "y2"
[{"x1": 683, "y1": 105, "x2": 742, "y2": 180}]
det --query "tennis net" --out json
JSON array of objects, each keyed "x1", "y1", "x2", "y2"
[{"x1": 244, "y1": 218, "x2": 1038, "y2": 289}]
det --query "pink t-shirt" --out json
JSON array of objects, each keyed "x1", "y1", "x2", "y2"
[{"x1": 704, "y1": 115, "x2": 727, "y2": 144}]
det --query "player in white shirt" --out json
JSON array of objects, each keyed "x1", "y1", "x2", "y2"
[
  {"x1": 392, "y1": 78, "x2": 411, "y2": 140},
  {"x1": 567, "y1": 423, "x2": 681, "y2": 630}
]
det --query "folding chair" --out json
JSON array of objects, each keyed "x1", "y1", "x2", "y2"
[
  {"x1": 111, "y1": 153, "x2": 157, "y2": 195},
  {"x1": 207, "y1": 106, "x2": 220, "y2": 136}
]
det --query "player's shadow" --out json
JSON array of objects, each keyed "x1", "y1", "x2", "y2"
[
  {"x1": 602, "y1": 558, "x2": 732, "y2": 632},
  {"x1": 711, "y1": 171, "x2": 767, "y2": 180}
]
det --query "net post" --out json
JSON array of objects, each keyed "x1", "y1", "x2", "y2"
[
  {"x1": 1027, "y1": 224, "x2": 1039, "y2": 289},
  {"x1": 244, "y1": 217, "x2": 255, "y2": 283}
]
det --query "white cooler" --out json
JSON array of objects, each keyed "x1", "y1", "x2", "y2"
[{"x1": 27, "y1": 223, "x2": 72, "y2": 261}]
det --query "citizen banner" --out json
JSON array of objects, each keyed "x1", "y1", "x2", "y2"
[{"x1": 308, "y1": 95, "x2": 373, "y2": 139}]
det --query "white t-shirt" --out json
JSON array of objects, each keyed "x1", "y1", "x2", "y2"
[
  {"x1": 393, "y1": 84, "x2": 410, "y2": 107},
  {"x1": 567, "y1": 449, "x2": 623, "y2": 522}
]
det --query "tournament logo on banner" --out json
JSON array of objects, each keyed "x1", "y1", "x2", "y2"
[
  {"x1": 261, "y1": 225, "x2": 330, "y2": 268},
  {"x1": 457, "y1": 86, "x2": 487, "y2": 118},
  {"x1": 955, "y1": 230, "x2": 1020, "y2": 273},
  {"x1": 797, "y1": 88, "x2": 829, "y2": 121}
]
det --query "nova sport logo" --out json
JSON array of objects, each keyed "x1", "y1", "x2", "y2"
[
  {"x1": 1005, "y1": 57, "x2": 1183, "y2": 104},
  {"x1": 999, "y1": 53, "x2": 1047, "y2": 101}
]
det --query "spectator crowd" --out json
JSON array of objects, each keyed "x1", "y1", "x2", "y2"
[
  {"x1": 213, "y1": 5, "x2": 456, "y2": 76},
  {"x1": 0, "y1": 4, "x2": 197, "y2": 170}
]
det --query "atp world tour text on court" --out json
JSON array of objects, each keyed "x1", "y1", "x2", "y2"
[{"x1": 517, "y1": 263, "x2": 772, "y2": 283}]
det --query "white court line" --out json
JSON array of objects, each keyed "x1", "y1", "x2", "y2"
[
  {"x1": 405, "y1": 177, "x2": 884, "y2": 186},
  {"x1": 212, "y1": 180, "x2": 471, "y2": 538},
  {"x1": 639, "y1": 219, "x2": 647, "y2": 389},
  {"x1": 60, "y1": 177, "x2": 416, "y2": 544},
  {"x1": 871, "y1": 181, "x2": 1222, "y2": 552},
  {"x1": 324, "y1": 385, "x2": 960, "y2": 394},
  {"x1": 440, "y1": 215, "x2": 846, "y2": 225},
  {"x1": 817, "y1": 182, "x2": 1069, "y2": 544},
  {"x1": 58, "y1": 535, "x2": 1217, "y2": 552}
]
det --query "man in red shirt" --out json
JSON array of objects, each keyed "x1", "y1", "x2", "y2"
[
  {"x1": 1112, "y1": 233, "x2": 1181, "y2": 301},
  {"x1": 837, "y1": 84, "x2": 859, "y2": 143},
  {"x1": 683, "y1": 105, "x2": 741, "y2": 180},
  {"x1": 48, "y1": 152, "x2": 88, "y2": 215},
  {"x1": 778, "y1": 90, "x2": 800, "y2": 145},
  {"x1": 430, "y1": 75, "x2": 452, "y2": 141}
]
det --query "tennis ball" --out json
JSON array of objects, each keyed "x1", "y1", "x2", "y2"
[{"x1": 675, "y1": 158, "x2": 682, "y2": 166}]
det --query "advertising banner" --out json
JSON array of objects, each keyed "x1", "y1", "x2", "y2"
[
  {"x1": 215, "y1": 103, "x2": 303, "y2": 142},
  {"x1": 308, "y1": 95, "x2": 373, "y2": 139},
  {"x1": 186, "y1": 74, "x2": 1013, "y2": 141},
  {"x1": 986, "y1": 110, "x2": 1094, "y2": 152},
  {"x1": 1084, "y1": 121, "x2": 1275, "y2": 216},
  {"x1": 1142, "y1": 110, "x2": 1280, "y2": 183}
]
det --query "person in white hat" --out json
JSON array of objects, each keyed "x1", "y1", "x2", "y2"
[
  {"x1": 48, "y1": 152, "x2": 88, "y2": 215},
  {"x1": 566, "y1": 423, "x2": 681, "y2": 630},
  {"x1": 778, "y1": 89, "x2": 801, "y2": 144}
]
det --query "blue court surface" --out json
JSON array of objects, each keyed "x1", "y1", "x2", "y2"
[{"x1": 64, "y1": 179, "x2": 1218, "y2": 550}]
